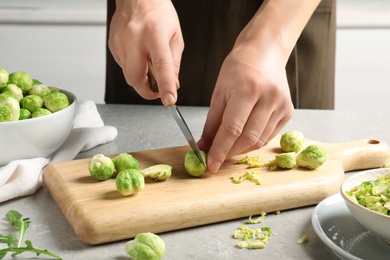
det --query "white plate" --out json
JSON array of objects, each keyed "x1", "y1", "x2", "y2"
[{"x1": 312, "y1": 193, "x2": 390, "y2": 260}]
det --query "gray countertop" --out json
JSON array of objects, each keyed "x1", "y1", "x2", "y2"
[{"x1": 1, "y1": 104, "x2": 390, "y2": 260}]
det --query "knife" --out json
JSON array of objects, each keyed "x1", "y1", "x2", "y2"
[{"x1": 147, "y1": 60, "x2": 207, "y2": 167}]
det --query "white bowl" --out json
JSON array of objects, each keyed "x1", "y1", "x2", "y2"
[
  {"x1": 0, "y1": 90, "x2": 77, "y2": 166},
  {"x1": 340, "y1": 168, "x2": 390, "y2": 244}
]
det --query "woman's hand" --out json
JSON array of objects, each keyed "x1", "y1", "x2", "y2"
[
  {"x1": 198, "y1": 0, "x2": 320, "y2": 173},
  {"x1": 108, "y1": 0, "x2": 184, "y2": 106},
  {"x1": 198, "y1": 43, "x2": 294, "y2": 173}
]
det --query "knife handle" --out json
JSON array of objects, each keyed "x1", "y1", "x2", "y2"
[{"x1": 147, "y1": 60, "x2": 159, "y2": 92}]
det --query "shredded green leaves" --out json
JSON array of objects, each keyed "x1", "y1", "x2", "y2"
[
  {"x1": 233, "y1": 212, "x2": 272, "y2": 250},
  {"x1": 0, "y1": 210, "x2": 61, "y2": 259},
  {"x1": 296, "y1": 235, "x2": 310, "y2": 244},
  {"x1": 232, "y1": 171, "x2": 263, "y2": 185},
  {"x1": 346, "y1": 173, "x2": 390, "y2": 216}
]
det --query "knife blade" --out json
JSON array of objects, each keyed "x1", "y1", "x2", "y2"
[
  {"x1": 169, "y1": 105, "x2": 207, "y2": 167},
  {"x1": 147, "y1": 60, "x2": 207, "y2": 167}
]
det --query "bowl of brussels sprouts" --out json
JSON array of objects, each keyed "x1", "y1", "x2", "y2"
[
  {"x1": 0, "y1": 69, "x2": 77, "y2": 166},
  {"x1": 341, "y1": 168, "x2": 390, "y2": 244}
]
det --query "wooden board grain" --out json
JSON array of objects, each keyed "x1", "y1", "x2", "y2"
[{"x1": 42, "y1": 137, "x2": 390, "y2": 245}]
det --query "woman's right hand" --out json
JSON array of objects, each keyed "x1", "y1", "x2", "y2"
[{"x1": 108, "y1": 0, "x2": 184, "y2": 106}]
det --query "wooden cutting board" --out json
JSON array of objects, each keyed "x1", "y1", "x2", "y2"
[{"x1": 42, "y1": 136, "x2": 390, "y2": 245}]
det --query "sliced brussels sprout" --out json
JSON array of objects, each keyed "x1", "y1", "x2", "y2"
[
  {"x1": 116, "y1": 168, "x2": 145, "y2": 196},
  {"x1": 88, "y1": 154, "x2": 115, "y2": 181},
  {"x1": 184, "y1": 150, "x2": 207, "y2": 177},
  {"x1": 141, "y1": 164, "x2": 172, "y2": 181},
  {"x1": 274, "y1": 152, "x2": 296, "y2": 169},
  {"x1": 125, "y1": 232, "x2": 165, "y2": 260},
  {"x1": 112, "y1": 152, "x2": 140, "y2": 172},
  {"x1": 280, "y1": 130, "x2": 304, "y2": 153},
  {"x1": 296, "y1": 144, "x2": 326, "y2": 170}
]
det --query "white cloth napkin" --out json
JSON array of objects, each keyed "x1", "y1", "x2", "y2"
[{"x1": 0, "y1": 101, "x2": 118, "y2": 203}]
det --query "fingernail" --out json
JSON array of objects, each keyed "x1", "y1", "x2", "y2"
[
  {"x1": 209, "y1": 161, "x2": 221, "y2": 173},
  {"x1": 163, "y1": 93, "x2": 175, "y2": 106}
]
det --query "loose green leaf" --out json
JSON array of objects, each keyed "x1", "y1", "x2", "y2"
[
  {"x1": 0, "y1": 210, "x2": 61, "y2": 259},
  {"x1": 6, "y1": 210, "x2": 30, "y2": 248}
]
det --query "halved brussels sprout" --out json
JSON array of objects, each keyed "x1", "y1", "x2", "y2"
[
  {"x1": 141, "y1": 164, "x2": 172, "y2": 181},
  {"x1": 274, "y1": 152, "x2": 296, "y2": 169}
]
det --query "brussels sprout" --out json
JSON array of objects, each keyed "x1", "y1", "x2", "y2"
[
  {"x1": 296, "y1": 144, "x2": 326, "y2": 170},
  {"x1": 2, "y1": 83, "x2": 23, "y2": 101},
  {"x1": 20, "y1": 94, "x2": 43, "y2": 112},
  {"x1": 19, "y1": 108, "x2": 32, "y2": 120},
  {"x1": 48, "y1": 86, "x2": 60, "y2": 93},
  {"x1": 0, "y1": 68, "x2": 9, "y2": 88},
  {"x1": 274, "y1": 152, "x2": 296, "y2": 169},
  {"x1": 8, "y1": 71, "x2": 33, "y2": 93},
  {"x1": 125, "y1": 232, "x2": 165, "y2": 260},
  {"x1": 116, "y1": 168, "x2": 145, "y2": 196},
  {"x1": 44, "y1": 92, "x2": 69, "y2": 112},
  {"x1": 32, "y1": 79, "x2": 42, "y2": 86},
  {"x1": 184, "y1": 150, "x2": 207, "y2": 177},
  {"x1": 280, "y1": 130, "x2": 304, "y2": 153},
  {"x1": 32, "y1": 107, "x2": 52, "y2": 118},
  {"x1": 0, "y1": 96, "x2": 20, "y2": 122},
  {"x1": 112, "y1": 152, "x2": 140, "y2": 172},
  {"x1": 88, "y1": 154, "x2": 116, "y2": 181},
  {"x1": 29, "y1": 84, "x2": 51, "y2": 99},
  {"x1": 141, "y1": 164, "x2": 172, "y2": 181}
]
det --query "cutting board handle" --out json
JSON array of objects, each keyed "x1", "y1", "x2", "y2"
[{"x1": 325, "y1": 139, "x2": 390, "y2": 172}]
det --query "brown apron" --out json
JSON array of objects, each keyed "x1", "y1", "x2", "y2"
[{"x1": 105, "y1": 0, "x2": 336, "y2": 109}]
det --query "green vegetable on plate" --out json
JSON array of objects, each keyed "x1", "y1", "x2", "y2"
[{"x1": 346, "y1": 173, "x2": 390, "y2": 216}]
